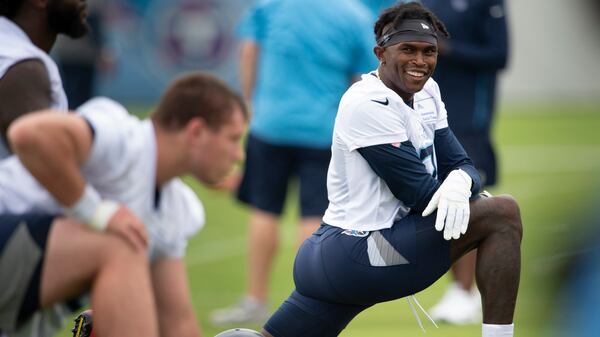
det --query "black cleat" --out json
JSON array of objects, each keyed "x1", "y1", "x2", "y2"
[{"x1": 71, "y1": 310, "x2": 94, "y2": 337}]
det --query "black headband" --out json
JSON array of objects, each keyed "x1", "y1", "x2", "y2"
[{"x1": 377, "y1": 19, "x2": 438, "y2": 47}]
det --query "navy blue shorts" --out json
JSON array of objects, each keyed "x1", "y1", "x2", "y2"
[
  {"x1": 237, "y1": 133, "x2": 331, "y2": 217},
  {"x1": 0, "y1": 214, "x2": 55, "y2": 331},
  {"x1": 264, "y1": 213, "x2": 451, "y2": 337}
]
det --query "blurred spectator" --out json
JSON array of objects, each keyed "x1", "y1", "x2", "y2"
[
  {"x1": 53, "y1": 0, "x2": 114, "y2": 109},
  {"x1": 421, "y1": 0, "x2": 510, "y2": 325},
  {"x1": 210, "y1": 0, "x2": 378, "y2": 326},
  {"x1": 361, "y1": 0, "x2": 399, "y2": 16},
  {"x1": 547, "y1": 196, "x2": 600, "y2": 337}
]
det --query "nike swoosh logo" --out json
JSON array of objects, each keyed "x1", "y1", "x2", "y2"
[{"x1": 371, "y1": 98, "x2": 389, "y2": 106}]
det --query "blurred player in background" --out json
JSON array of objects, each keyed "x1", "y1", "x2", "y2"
[
  {"x1": 0, "y1": 1, "x2": 89, "y2": 335},
  {"x1": 548, "y1": 219, "x2": 600, "y2": 337},
  {"x1": 260, "y1": 3, "x2": 522, "y2": 336},
  {"x1": 0, "y1": 72, "x2": 247, "y2": 337},
  {"x1": 211, "y1": 0, "x2": 379, "y2": 326},
  {"x1": 54, "y1": 0, "x2": 115, "y2": 109},
  {"x1": 421, "y1": 0, "x2": 510, "y2": 324},
  {"x1": 540, "y1": 180, "x2": 600, "y2": 337}
]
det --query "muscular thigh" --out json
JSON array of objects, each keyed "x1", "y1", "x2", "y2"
[
  {"x1": 449, "y1": 195, "x2": 509, "y2": 262},
  {"x1": 40, "y1": 217, "x2": 137, "y2": 307},
  {"x1": 264, "y1": 290, "x2": 368, "y2": 337},
  {"x1": 295, "y1": 218, "x2": 450, "y2": 305}
]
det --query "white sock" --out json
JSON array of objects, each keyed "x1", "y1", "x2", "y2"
[{"x1": 482, "y1": 323, "x2": 514, "y2": 337}]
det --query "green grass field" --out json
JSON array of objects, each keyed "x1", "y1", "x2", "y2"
[
  {"x1": 59, "y1": 102, "x2": 600, "y2": 337},
  {"x1": 184, "y1": 102, "x2": 600, "y2": 337}
]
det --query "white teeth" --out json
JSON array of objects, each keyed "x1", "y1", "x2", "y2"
[{"x1": 407, "y1": 70, "x2": 425, "y2": 77}]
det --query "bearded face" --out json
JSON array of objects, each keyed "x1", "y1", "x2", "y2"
[{"x1": 47, "y1": 0, "x2": 89, "y2": 38}]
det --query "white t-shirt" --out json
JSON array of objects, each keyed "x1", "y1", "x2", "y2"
[
  {"x1": 0, "y1": 17, "x2": 68, "y2": 158},
  {"x1": 0, "y1": 97, "x2": 205, "y2": 260},
  {"x1": 322, "y1": 73, "x2": 448, "y2": 231}
]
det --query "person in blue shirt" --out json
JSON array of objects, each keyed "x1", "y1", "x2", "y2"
[
  {"x1": 361, "y1": 0, "x2": 399, "y2": 17},
  {"x1": 210, "y1": 0, "x2": 378, "y2": 326},
  {"x1": 549, "y1": 209, "x2": 600, "y2": 337},
  {"x1": 421, "y1": 0, "x2": 510, "y2": 324}
]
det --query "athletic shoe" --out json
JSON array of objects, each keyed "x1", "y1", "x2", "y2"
[
  {"x1": 210, "y1": 298, "x2": 269, "y2": 326},
  {"x1": 429, "y1": 283, "x2": 481, "y2": 325},
  {"x1": 71, "y1": 310, "x2": 94, "y2": 337}
]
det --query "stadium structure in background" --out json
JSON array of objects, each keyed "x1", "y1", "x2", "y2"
[
  {"x1": 84, "y1": 0, "x2": 600, "y2": 103},
  {"x1": 94, "y1": 0, "x2": 252, "y2": 103}
]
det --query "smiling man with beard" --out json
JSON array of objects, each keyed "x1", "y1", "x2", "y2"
[{"x1": 259, "y1": 3, "x2": 523, "y2": 337}]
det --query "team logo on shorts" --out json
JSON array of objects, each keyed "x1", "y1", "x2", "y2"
[{"x1": 341, "y1": 229, "x2": 370, "y2": 237}]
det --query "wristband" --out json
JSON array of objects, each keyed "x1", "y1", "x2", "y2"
[
  {"x1": 64, "y1": 185, "x2": 119, "y2": 231},
  {"x1": 89, "y1": 200, "x2": 120, "y2": 231}
]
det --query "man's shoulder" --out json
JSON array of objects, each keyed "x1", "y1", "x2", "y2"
[
  {"x1": 76, "y1": 97, "x2": 143, "y2": 167},
  {"x1": 76, "y1": 97, "x2": 130, "y2": 121},
  {"x1": 161, "y1": 179, "x2": 206, "y2": 236},
  {"x1": 336, "y1": 77, "x2": 408, "y2": 138},
  {"x1": 343, "y1": 74, "x2": 387, "y2": 101},
  {"x1": 0, "y1": 22, "x2": 50, "y2": 72},
  {"x1": 0, "y1": 41, "x2": 48, "y2": 79},
  {"x1": 341, "y1": 75, "x2": 400, "y2": 113}
]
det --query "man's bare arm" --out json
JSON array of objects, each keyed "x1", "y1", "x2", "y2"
[
  {"x1": 0, "y1": 59, "x2": 53, "y2": 149},
  {"x1": 9, "y1": 111, "x2": 149, "y2": 251},
  {"x1": 8, "y1": 112, "x2": 92, "y2": 205},
  {"x1": 239, "y1": 40, "x2": 259, "y2": 104},
  {"x1": 152, "y1": 258, "x2": 202, "y2": 337}
]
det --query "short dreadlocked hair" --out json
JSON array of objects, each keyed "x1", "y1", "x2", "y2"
[
  {"x1": 374, "y1": 2, "x2": 450, "y2": 43},
  {"x1": 0, "y1": 0, "x2": 24, "y2": 19}
]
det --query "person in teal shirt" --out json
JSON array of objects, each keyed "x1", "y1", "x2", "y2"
[{"x1": 211, "y1": 0, "x2": 378, "y2": 326}]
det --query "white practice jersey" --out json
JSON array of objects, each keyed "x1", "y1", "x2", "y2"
[
  {"x1": 0, "y1": 98, "x2": 205, "y2": 260},
  {"x1": 1, "y1": 18, "x2": 71, "y2": 337},
  {"x1": 322, "y1": 72, "x2": 448, "y2": 231},
  {"x1": 0, "y1": 16, "x2": 68, "y2": 158}
]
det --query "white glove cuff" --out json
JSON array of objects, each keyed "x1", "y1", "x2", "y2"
[
  {"x1": 64, "y1": 185, "x2": 119, "y2": 231},
  {"x1": 454, "y1": 169, "x2": 473, "y2": 189}
]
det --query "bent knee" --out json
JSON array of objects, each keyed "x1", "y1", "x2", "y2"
[
  {"x1": 98, "y1": 235, "x2": 149, "y2": 269},
  {"x1": 492, "y1": 195, "x2": 523, "y2": 240}
]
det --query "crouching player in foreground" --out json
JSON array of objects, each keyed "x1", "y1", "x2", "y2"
[
  {"x1": 261, "y1": 3, "x2": 522, "y2": 337},
  {"x1": 0, "y1": 72, "x2": 247, "y2": 337}
]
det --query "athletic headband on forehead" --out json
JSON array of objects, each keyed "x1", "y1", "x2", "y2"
[{"x1": 377, "y1": 19, "x2": 438, "y2": 47}]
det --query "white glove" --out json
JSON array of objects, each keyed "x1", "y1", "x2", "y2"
[{"x1": 422, "y1": 169, "x2": 472, "y2": 240}]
